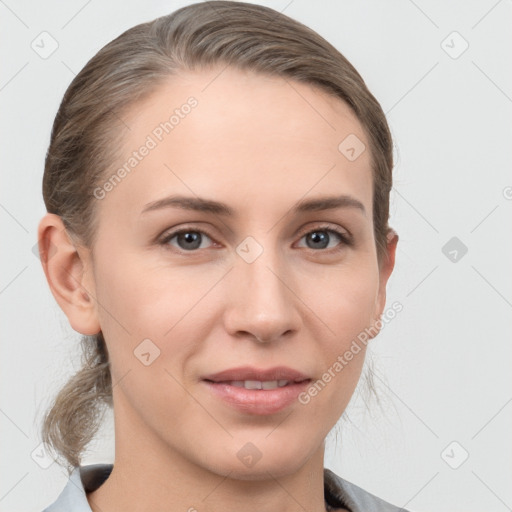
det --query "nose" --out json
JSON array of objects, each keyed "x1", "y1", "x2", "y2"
[{"x1": 223, "y1": 242, "x2": 301, "y2": 344}]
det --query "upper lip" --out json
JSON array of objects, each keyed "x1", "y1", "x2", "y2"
[{"x1": 202, "y1": 365, "x2": 310, "y2": 383}]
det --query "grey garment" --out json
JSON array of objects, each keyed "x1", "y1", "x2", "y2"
[
  {"x1": 324, "y1": 468, "x2": 409, "y2": 512},
  {"x1": 41, "y1": 463, "x2": 409, "y2": 512}
]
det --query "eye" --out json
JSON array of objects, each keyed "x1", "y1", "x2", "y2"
[
  {"x1": 296, "y1": 225, "x2": 352, "y2": 252},
  {"x1": 160, "y1": 228, "x2": 216, "y2": 251},
  {"x1": 159, "y1": 224, "x2": 352, "y2": 253}
]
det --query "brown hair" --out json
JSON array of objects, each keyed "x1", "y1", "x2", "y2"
[{"x1": 41, "y1": 0, "x2": 394, "y2": 474}]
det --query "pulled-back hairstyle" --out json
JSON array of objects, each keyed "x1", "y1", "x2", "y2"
[{"x1": 41, "y1": 0, "x2": 394, "y2": 474}]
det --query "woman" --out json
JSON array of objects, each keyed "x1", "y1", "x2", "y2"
[{"x1": 37, "y1": 2, "x2": 404, "y2": 511}]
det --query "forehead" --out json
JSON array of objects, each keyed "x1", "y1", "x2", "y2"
[{"x1": 103, "y1": 66, "x2": 373, "y2": 219}]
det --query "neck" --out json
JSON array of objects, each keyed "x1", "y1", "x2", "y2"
[
  {"x1": 87, "y1": 448, "x2": 329, "y2": 512},
  {"x1": 87, "y1": 427, "x2": 329, "y2": 511}
]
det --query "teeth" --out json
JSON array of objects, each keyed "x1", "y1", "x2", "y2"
[
  {"x1": 245, "y1": 380, "x2": 263, "y2": 389},
  {"x1": 227, "y1": 380, "x2": 290, "y2": 389}
]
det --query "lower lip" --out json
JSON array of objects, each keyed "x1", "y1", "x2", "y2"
[{"x1": 202, "y1": 380, "x2": 311, "y2": 415}]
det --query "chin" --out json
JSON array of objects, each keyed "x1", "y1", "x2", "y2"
[{"x1": 203, "y1": 442, "x2": 312, "y2": 481}]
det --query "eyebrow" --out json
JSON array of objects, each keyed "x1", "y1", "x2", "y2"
[{"x1": 140, "y1": 194, "x2": 366, "y2": 217}]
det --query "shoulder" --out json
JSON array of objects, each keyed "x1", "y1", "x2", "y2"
[
  {"x1": 324, "y1": 468, "x2": 410, "y2": 512},
  {"x1": 40, "y1": 464, "x2": 113, "y2": 512}
]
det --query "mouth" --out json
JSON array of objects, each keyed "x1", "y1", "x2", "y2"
[
  {"x1": 201, "y1": 366, "x2": 312, "y2": 415},
  {"x1": 203, "y1": 378, "x2": 309, "y2": 389}
]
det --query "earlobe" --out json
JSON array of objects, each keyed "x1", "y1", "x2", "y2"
[{"x1": 37, "y1": 213, "x2": 101, "y2": 335}]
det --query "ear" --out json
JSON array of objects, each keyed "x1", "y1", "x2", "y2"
[
  {"x1": 369, "y1": 228, "x2": 399, "y2": 339},
  {"x1": 37, "y1": 213, "x2": 101, "y2": 335}
]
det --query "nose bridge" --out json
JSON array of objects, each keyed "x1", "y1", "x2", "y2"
[{"x1": 226, "y1": 234, "x2": 298, "y2": 342}]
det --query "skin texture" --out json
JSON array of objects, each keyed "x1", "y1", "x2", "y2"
[{"x1": 38, "y1": 66, "x2": 398, "y2": 512}]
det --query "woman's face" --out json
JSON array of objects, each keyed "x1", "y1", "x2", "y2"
[{"x1": 79, "y1": 66, "x2": 396, "y2": 478}]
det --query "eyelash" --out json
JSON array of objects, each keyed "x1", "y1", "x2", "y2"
[{"x1": 158, "y1": 224, "x2": 352, "y2": 254}]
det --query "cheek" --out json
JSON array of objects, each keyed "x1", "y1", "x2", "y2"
[
  {"x1": 93, "y1": 250, "x2": 185, "y2": 334},
  {"x1": 316, "y1": 262, "x2": 380, "y2": 340},
  {"x1": 92, "y1": 252, "x2": 215, "y2": 378},
  {"x1": 303, "y1": 264, "x2": 378, "y2": 413}
]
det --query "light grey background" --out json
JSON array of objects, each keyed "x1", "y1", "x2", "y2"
[{"x1": 1, "y1": 1, "x2": 511, "y2": 511}]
